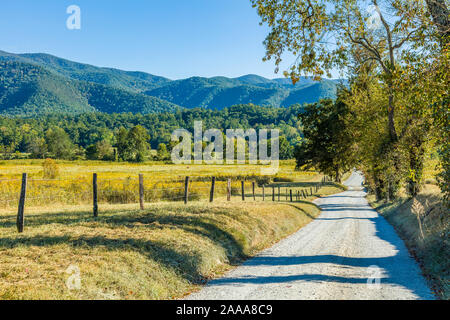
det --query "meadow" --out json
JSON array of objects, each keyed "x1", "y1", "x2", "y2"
[
  {"x1": 0, "y1": 159, "x2": 346, "y2": 299},
  {"x1": 0, "y1": 159, "x2": 326, "y2": 214}
]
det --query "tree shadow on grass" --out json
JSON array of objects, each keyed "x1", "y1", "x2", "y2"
[
  {"x1": 0, "y1": 233, "x2": 208, "y2": 284},
  {"x1": 283, "y1": 203, "x2": 319, "y2": 220},
  {"x1": 0, "y1": 209, "x2": 252, "y2": 284}
]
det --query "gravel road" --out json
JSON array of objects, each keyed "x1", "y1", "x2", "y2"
[{"x1": 186, "y1": 171, "x2": 434, "y2": 300}]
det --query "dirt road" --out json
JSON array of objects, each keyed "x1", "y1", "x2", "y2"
[{"x1": 186, "y1": 172, "x2": 434, "y2": 300}]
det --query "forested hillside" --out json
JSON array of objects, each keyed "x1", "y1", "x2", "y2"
[
  {"x1": 0, "y1": 61, "x2": 181, "y2": 116},
  {"x1": 144, "y1": 76, "x2": 340, "y2": 109},
  {"x1": 0, "y1": 50, "x2": 341, "y2": 115},
  {"x1": 0, "y1": 50, "x2": 171, "y2": 92}
]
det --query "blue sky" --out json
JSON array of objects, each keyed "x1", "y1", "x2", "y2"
[{"x1": 0, "y1": 0, "x2": 310, "y2": 80}]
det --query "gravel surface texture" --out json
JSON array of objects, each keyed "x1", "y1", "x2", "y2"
[{"x1": 186, "y1": 172, "x2": 434, "y2": 300}]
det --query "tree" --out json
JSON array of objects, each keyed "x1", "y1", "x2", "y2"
[
  {"x1": 278, "y1": 135, "x2": 294, "y2": 160},
  {"x1": 116, "y1": 127, "x2": 130, "y2": 161},
  {"x1": 45, "y1": 127, "x2": 76, "y2": 160},
  {"x1": 294, "y1": 96, "x2": 355, "y2": 182},
  {"x1": 156, "y1": 143, "x2": 170, "y2": 161},
  {"x1": 128, "y1": 125, "x2": 150, "y2": 162},
  {"x1": 26, "y1": 136, "x2": 47, "y2": 159},
  {"x1": 422, "y1": 0, "x2": 449, "y2": 205},
  {"x1": 115, "y1": 126, "x2": 150, "y2": 162},
  {"x1": 86, "y1": 140, "x2": 114, "y2": 161},
  {"x1": 252, "y1": 0, "x2": 448, "y2": 200},
  {"x1": 251, "y1": 0, "x2": 438, "y2": 143},
  {"x1": 425, "y1": 0, "x2": 450, "y2": 46}
]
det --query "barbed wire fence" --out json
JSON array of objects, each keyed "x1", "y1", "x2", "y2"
[{"x1": 1, "y1": 173, "x2": 332, "y2": 233}]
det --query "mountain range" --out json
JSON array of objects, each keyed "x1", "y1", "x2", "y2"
[{"x1": 0, "y1": 50, "x2": 344, "y2": 116}]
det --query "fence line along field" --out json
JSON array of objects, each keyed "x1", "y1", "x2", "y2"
[
  {"x1": 0, "y1": 159, "x2": 330, "y2": 214},
  {"x1": 0, "y1": 159, "x2": 347, "y2": 300}
]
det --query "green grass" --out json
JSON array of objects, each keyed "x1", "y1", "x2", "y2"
[
  {"x1": 368, "y1": 183, "x2": 449, "y2": 300},
  {"x1": 0, "y1": 183, "x2": 344, "y2": 300}
]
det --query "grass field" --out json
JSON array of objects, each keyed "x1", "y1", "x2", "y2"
[
  {"x1": 0, "y1": 160, "x2": 346, "y2": 299},
  {"x1": 0, "y1": 160, "x2": 325, "y2": 212}
]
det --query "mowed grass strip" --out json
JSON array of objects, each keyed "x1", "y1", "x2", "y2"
[{"x1": 0, "y1": 184, "x2": 343, "y2": 300}]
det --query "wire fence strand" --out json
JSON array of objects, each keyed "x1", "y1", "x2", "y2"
[{"x1": 0, "y1": 174, "x2": 331, "y2": 212}]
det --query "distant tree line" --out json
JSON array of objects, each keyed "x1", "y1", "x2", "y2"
[{"x1": 0, "y1": 104, "x2": 301, "y2": 162}]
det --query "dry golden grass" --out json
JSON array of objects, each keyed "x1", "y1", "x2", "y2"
[
  {"x1": 0, "y1": 159, "x2": 317, "y2": 180},
  {"x1": 0, "y1": 160, "x2": 345, "y2": 300},
  {"x1": 368, "y1": 182, "x2": 449, "y2": 300},
  {"x1": 0, "y1": 192, "x2": 344, "y2": 300},
  {"x1": 0, "y1": 160, "x2": 325, "y2": 210}
]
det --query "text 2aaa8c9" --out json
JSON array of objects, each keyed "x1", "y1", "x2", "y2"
[{"x1": 220, "y1": 304, "x2": 273, "y2": 315}]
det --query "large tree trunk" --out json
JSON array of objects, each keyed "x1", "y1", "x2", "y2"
[
  {"x1": 335, "y1": 165, "x2": 341, "y2": 183},
  {"x1": 388, "y1": 92, "x2": 398, "y2": 142},
  {"x1": 425, "y1": 0, "x2": 450, "y2": 46},
  {"x1": 375, "y1": 176, "x2": 384, "y2": 201},
  {"x1": 406, "y1": 130, "x2": 426, "y2": 197}
]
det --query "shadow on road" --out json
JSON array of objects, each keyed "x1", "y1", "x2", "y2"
[{"x1": 200, "y1": 187, "x2": 434, "y2": 300}]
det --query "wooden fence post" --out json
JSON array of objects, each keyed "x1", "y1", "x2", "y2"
[
  {"x1": 310, "y1": 187, "x2": 313, "y2": 196},
  {"x1": 262, "y1": 185, "x2": 265, "y2": 201},
  {"x1": 184, "y1": 176, "x2": 190, "y2": 204},
  {"x1": 93, "y1": 173, "x2": 98, "y2": 217},
  {"x1": 139, "y1": 174, "x2": 144, "y2": 210},
  {"x1": 16, "y1": 173, "x2": 27, "y2": 233},
  {"x1": 278, "y1": 187, "x2": 280, "y2": 201},
  {"x1": 290, "y1": 189, "x2": 293, "y2": 202},
  {"x1": 210, "y1": 177, "x2": 216, "y2": 202},
  {"x1": 252, "y1": 182, "x2": 256, "y2": 201},
  {"x1": 302, "y1": 190, "x2": 307, "y2": 198},
  {"x1": 272, "y1": 187, "x2": 275, "y2": 201},
  {"x1": 227, "y1": 179, "x2": 231, "y2": 201},
  {"x1": 241, "y1": 181, "x2": 245, "y2": 201}
]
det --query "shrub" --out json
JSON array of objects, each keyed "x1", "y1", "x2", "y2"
[{"x1": 42, "y1": 159, "x2": 59, "y2": 179}]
